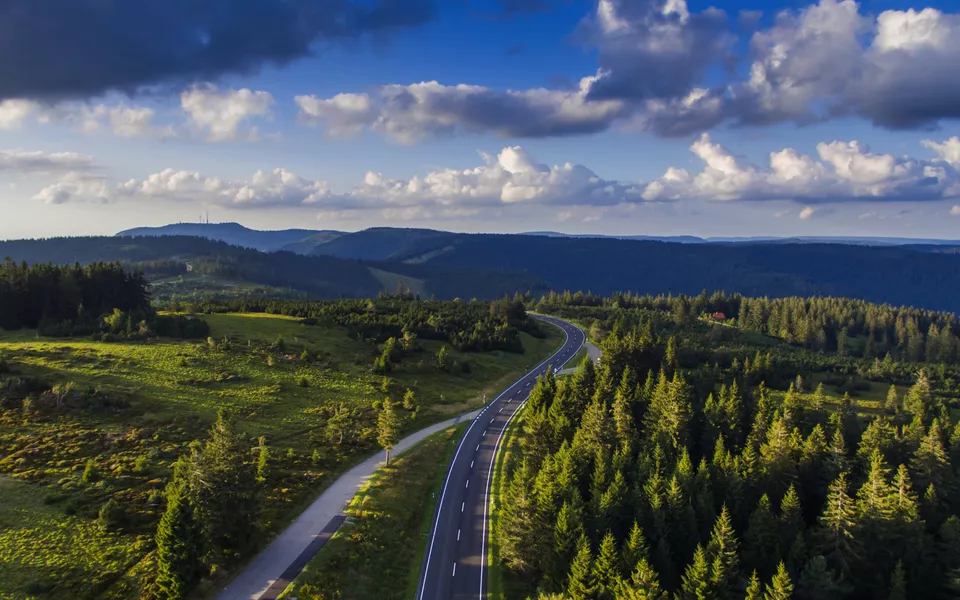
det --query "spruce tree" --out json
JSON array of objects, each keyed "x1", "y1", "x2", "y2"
[
  {"x1": 779, "y1": 486, "x2": 803, "y2": 562},
  {"x1": 764, "y1": 562, "x2": 794, "y2": 600},
  {"x1": 745, "y1": 571, "x2": 763, "y2": 600},
  {"x1": 593, "y1": 532, "x2": 621, "y2": 599},
  {"x1": 816, "y1": 473, "x2": 860, "y2": 578},
  {"x1": 795, "y1": 555, "x2": 848, "y2": 600},
  {"x1": 155, "y1": 468, "x2": 202, "y2": 600},
  {"x1": 888, "y1": 560, "x2": 907, "y2": 600},
  {"x1": 619, "y1": 558, "x2": 666, "y2": 600},
  {"x1": 911, "y1": 420, "x2": 951, "y2": 493},
  {"x1": 255, "y1": 436, "x2": 269, "y2": 484},
  {"x1": 622, "y1": 521, "x2": 649, "y2": 575},
  {"x1": 885, "y1": 385, "x2": 900, "y2": 414},
  {"x1": 498, "y1": 459, "x2": 538, "y2": 573},
  {"x1": 706, "y1": 505, "x2": 739, "y2": 599},
  {"x1": 744, "y1": 494, "x2": 780, "y2": 579},
  {"x1": 679, "y1": 545, "x2": 712, "y2": 600},
  {"x1": 377, "y1": 397, "x2": 401, "y2": 464},
  {"x1": 567, "y1": 534, "x2": 595, "y2": 600}
]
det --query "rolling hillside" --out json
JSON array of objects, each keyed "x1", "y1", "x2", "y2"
[{"x1": 6, "y1": 228, "x2": 960, "y2": 311}]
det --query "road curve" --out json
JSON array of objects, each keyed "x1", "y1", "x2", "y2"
[{"x1": 415, "y1": 315, "x2": 585, "y2": 600}]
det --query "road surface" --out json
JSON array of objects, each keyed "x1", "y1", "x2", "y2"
[
  {"x1": 216, "y1": 409, "x2": 482, "y2": 600},
  {"x1": 415, "y1": 315, "x2": 585, "y2": 600}
]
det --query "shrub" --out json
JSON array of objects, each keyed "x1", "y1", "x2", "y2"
[
  {"x1": 298, "y1": 377, "x2": 310, "y2": 388},
  {"x1": 81, "y1": 458, "x2": 99, "y2": 484},
  {"x1": 97, "y1": 498, "x2": 127, "y2": 532},
  {"x1": 133, "y1": 455, "x2": 150, "y2": 474}
]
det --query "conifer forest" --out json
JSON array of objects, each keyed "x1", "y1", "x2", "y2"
[{"x1": 493, "y1": 292, "x2": 960, "y2": 600}]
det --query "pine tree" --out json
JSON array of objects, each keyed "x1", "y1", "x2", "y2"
[
  {"x1": 498, "y1": 459, "x2": 538, "y2": 573},
  {"x1": 377, "y1": 398, "x2": 401, "y2": 464},
  {"x1": 795, "y1": 555, "x2": 848, "y2": 600},
  {"x1": 817, "y1": 473, "x2": 859, "y2": 578},
  {"x1": 885, "y1": 385, "x2": 900, "y2": 414},
  {"x1": 619, "y1": 558, "x2": 666, "y2": 600},
  {"x1": 155, "y1": 467, "x2": 202, "y2": 600},
  {"x1": 745, "y1": 571, "x2": 763, "y2": 600},
  {"x1": 812, "y1": 383, "x2": 827, "y2": 413},
  {"x1": 706, "y1": 505, "x2": 739, "y2": 599},
  {"x1": 679, "y1": 545, "x2": 712, "y2": 600},
  {"x1": 255, "y1": 436, "x2": 269, "y2": 484},
  {"x1": 567, "y1": 534, "x2": 595, "y2": 600},
  {"x1": 192, "y1": 410, "x2": 262, "y2": 564},
  {"x1": 622, "y1": 521, "x2": 649, "y2": 575},
  {"x1": 764, "y1": 562, "x2": 794, "y2": 600},
  {"x1": 911, "y1": 420, "x2": 951, "y2": 492},
  {"x1": 593, "y1": 532, "x2": 621, "y2": 599},
  {"x1": 549, "y1": 499, "x2": 584, "y2": 590},
  {"x1": 888, "y1": 560, "x2": 907, "y2": 600},
  {"x1": 779, "y1": 486, "x2": 803, "y2": 560},
  {"x1": 402, "y1": 388, "x2": 417, "y2": 410},
  {"x1": 744, "y1": 494, "x2": 780, "y2": 579},
  {"x1": 903, "y1": 370, "x2": 931, "y2": 420}
]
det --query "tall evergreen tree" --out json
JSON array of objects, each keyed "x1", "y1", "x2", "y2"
[
  {"x1": 817, "y1": 473, "x2": 860, "y2": 578},
  {"x1": 377, "y1": 398, "x2": 402, "y2": 464},
  {"x1": 679, "y1": 545, "x2": 712, "y2": 600},
  {"x1": 706, "y1": 505, "x2": 740, "y2": 599},
  {"x1": 154, "y1": 461, "x2": 203, "y2": 600},
  {"x1": 567, "y1": 534, "x2": 595, "y2": 600},
  {"x1": 764, "y1": 562, "x2": 794, "y2": 600}
]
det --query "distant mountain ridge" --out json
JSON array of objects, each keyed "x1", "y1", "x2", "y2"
[
  {"x1": 522, "y1": 231, "x2": 960, "y2": 246},
  {"x1": 117, "y1": 222, "x2": 343, "y2": 253},
  {"x1": 1, "y1": 223, "x2": 947, "y2": 311}
]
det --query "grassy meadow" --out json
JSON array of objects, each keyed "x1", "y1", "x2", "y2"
[{"x1": 0, "y1": 313, "x2": 561, "y2": 599}]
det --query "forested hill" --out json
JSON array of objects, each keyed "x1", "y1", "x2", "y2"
[
  {"x1": 391, "y1": 234, "x2": 960, "y2": 313},
  {"x1": 117, "y1": 222, "x2": 342, "y2": 252},
  {"x1": 4, "y1": 234, "x2": 960, "y2": 311},
  {"x1": 0, "y1": 236, "x2": 385, "y2": 299}
]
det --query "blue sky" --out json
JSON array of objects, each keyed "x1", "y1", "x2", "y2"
[{"x1": 1, "y1": 0, "x2": 959, "y2": 239}]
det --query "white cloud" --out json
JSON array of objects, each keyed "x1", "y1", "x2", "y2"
[
  {"x1": 33, "y1": 172, "x2": 110, "y2": 205},
  {"x1": 33, "y1": 135, "x2": 960, "y2": 215},
  {"x1": 0, "y1": 149, "x2": 93, "y2": 173},
  {"x1": 296, "y1": 93, "x2": 375, "y2": 139},
  {"x1": 924, "y1": 137, "x2": 960, "y2": 168},
  {"x1": 641, "y1": 134, "x2": 960, "y2": 203},
  {"x1": 115, "y1": 167, "x2": 331, "y2": 208},
  {"x1": 295, "y1": 77, "x2": 629, "y2": 144},
  {"x1": 181, "y1": 85, "x2": 275, "y2": 141},
  {"x1": 0, "y1": 100, "x2": 40, "y2": 129},
  {"x1": 353, "y1": 145, "x2": 641, "y2": 206},
  {"x1": 951, "y1": 205, "x2": 960, "y2": 216}
]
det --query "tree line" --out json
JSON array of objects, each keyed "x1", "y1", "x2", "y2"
[
  {"x1": 192, "y1": 295, "x2": 543, "y2": 353},
  {"x1": 497, "y1": 322, "x2": 960, "y2": 599},
  {"x1": 0, "y1": 258, "x2": 149, "y2": 331},
  {"x1": 538, "y1": 290, "x2": 960, "y2": 365}
]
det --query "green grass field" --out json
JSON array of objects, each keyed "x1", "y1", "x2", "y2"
[
  {"x1": 0, "y1": 313, "x2": 562, "y2": 600},
  {"x1": 279, "y1": 424, "x2": 466, "y2": 600}
]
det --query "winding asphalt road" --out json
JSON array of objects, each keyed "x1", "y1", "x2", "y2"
[{"x1": 415, "y1": 315, "x2": 585, "y2": 600}]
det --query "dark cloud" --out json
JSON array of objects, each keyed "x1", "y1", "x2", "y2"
[{"x1": 0, "y1": 0, "x2": 434, "y2": 100}]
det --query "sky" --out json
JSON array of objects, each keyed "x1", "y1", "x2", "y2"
[{"x1": 1, "y1": 0, "x2": 960, "y2": 239}]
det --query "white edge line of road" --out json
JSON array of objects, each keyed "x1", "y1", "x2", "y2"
[
  {"x1": 415, "y1": 317, "x2": 579, "y2": 600},
  {"x1": 479, "y1": 323, "x2": 584, "y2": 599}
]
